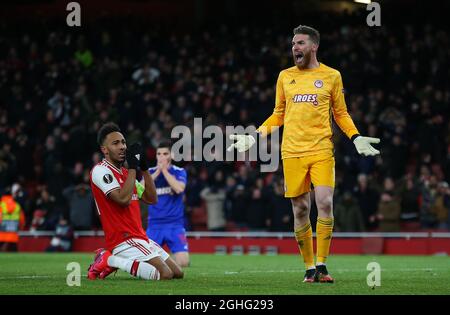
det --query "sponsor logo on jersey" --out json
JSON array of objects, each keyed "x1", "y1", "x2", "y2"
[
  {"x1": 292, "y1": 94, "x2": 319, "y2": 105},
  {"x1": 289, "y1": 79, "x2": 296, "y2": 84},
  {"x1": 156, "y1": 187, "x2": 173, "y2": 195}
]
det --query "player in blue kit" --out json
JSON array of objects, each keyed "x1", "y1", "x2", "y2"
[{"x1": 144, "y1": 141, "x2": 190, "y2": 267}]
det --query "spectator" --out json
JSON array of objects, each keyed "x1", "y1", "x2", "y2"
[
  {"x1": 228, "y1": 184, "x2": 249, "y2": 229},
  {"x1": 420, "y1": 175, "x2": 439, "y2": 228},
  {"x1": 0, "y1": 187, "x2": 26, "y2": 252},
  {"x1": 62, "y1": 183, "x2": 94, "y2": 230},
  {"x1": 334, "y1": 191, "x2": 365, "y2": 232},
  {"x1": 47, "y1": 91, "x2": 71, "y2": 127},
  {"x1": 399, "y1": 175, "x2": 421, "y2": 229},
  {"x1": 246, "y1": 181, "x2": 268, "y2": 231},
  {"x1": 31, "y1": 187, "x2": 58, "y2": 231},
  {"x1": 429, "y1": 181, "x2": 450, "y2": 230},
  {"x1": 224, "y1": 175, "x2": 237, "y2": 221},
  {"x1": 267, "y1": 178, "x2": 292, "y2": 232},
  {"x1": 46, "y1": 216, "x2": 74, "y2": 252},
  {"x1": 354, "y1": 174, "x2": 379, "y2": 231},
  {"x1": 11, "y1": 182, "x2": 31, "y2": 226},
  {"x1": 376, "y1": 177, "x2": 401, "y2": 232},
  {"x1": 200, "y1": 172, "x2": 226, "y2": 231},
  {"x1": 0, "y1": 144, "x2": 17, "y2": 189}
]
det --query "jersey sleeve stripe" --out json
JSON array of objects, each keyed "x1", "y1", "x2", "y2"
[{"x1": 104, "y1": 186, "x2": 120, "y2": 196}]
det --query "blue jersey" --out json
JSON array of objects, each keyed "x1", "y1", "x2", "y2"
[{"x1": 147, "y1": 165, "x2": 187, "y2": 227}]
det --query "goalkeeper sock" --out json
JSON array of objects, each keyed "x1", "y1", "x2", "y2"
[
  {"x1": 108, "y1": 256, "x2": 160, "y2": 280},
  {"x1": 316, "y1": 217, "x2": 334, "y2": 264},
  {"x1": 294, "y1": 222, "x2": 315, "y2": 270}
]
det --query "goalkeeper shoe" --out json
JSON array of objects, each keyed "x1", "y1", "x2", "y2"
[
  {"x1": 87, "y1": 248, "x2": 112, "y2": 280},
  {"x1": 314, "y1": 265, "x2": 334, "y2": 283},
  {"x1": 303, "y1": 268, "x2": 316, "y2": 283}
]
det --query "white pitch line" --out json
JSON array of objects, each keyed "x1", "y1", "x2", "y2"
[
  {"x1": 0, "y1": 275, "x2": 54, "y2": 280},
  {"x1": 0, "y1": 274, "x2": 91, "y2": 280},
  {"x1": 219, "y1": 268, "x2": 440, "y2": 275}
]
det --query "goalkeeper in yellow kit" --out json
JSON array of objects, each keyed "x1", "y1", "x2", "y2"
[{"x1": 228, "y1": 25, "x2": 380, "y2": 283}]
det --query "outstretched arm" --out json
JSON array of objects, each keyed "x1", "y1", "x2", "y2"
[{"x1": 228, "y1": 72, "x2": 286, "y2": 152}]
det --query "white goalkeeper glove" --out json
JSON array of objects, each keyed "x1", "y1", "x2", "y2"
[
  {"x1": 353, "y1": 136, "x2": 381, "y2": 156},
  {"x1": 227, "y1": 134, "x2": 256, "y2": 153}
]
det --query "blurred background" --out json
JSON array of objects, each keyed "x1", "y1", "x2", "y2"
[{"x1": 0, "y1": 0, "x2": 449, "y2": 244}]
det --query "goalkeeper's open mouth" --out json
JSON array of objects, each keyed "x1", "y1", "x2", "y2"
[{"x1": 295, "y1": 52, "x2": 304, "y2": 63}]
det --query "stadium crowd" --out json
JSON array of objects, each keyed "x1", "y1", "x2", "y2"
[{"x1": 1, "y1": 13, "x2": 449, "y2": 233}]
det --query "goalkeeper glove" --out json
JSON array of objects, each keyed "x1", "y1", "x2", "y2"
[
  {"x1": 126, "y1": 143, "x2": 143, "y2": 170},
  {"x1": 353, "y1": 136, "x2": 381, "y2": 156},
  {"x1": 227, "y1": 134, "x2": 256, "y2": 153}
]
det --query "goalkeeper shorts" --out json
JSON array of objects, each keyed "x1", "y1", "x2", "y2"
[{"x1": 282, "y1": 151, "x2": 335, "y2": 198}]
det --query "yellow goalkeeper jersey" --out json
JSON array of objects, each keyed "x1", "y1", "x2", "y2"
[{"x1": 257, "y1": 63, "x2": 359, "y2": 159}]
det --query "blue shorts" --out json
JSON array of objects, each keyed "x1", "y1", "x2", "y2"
[{"x1": 146, "y1": 226, "x2": 189, "y2": 253}]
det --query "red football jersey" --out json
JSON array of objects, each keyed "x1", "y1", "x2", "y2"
[{"x1": 90, "y1": 158, "x2": 148, "y2": 251}]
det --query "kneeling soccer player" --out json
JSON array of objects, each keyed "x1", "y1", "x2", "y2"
[{"x1": 87, "y1": 122, "x2": 183, "y2": 280}]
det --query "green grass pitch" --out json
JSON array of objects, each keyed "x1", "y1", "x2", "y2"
[{"x1": 0, "y1": 253, "x2": 449, "y2": 295}]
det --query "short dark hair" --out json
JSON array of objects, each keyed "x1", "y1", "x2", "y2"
[
  {"x1": 97, "y1": 122, "x2": 121, "y2": 146},
  {"x1": 293, "y1": 25, "x2": 320, "y2": 45},
  {"x1": 157, "y1": 139, "x2": 172, "y2": 150}
]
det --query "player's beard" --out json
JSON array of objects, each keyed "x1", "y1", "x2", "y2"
[{"x1": 111, "y1": 150, "x2": 126, "y2": 167}]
